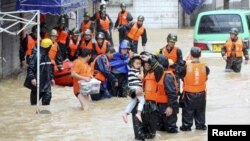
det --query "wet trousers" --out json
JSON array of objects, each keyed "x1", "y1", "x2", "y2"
[{"x1": 30, "y1": 89, "x2": 51, "y2": 105}]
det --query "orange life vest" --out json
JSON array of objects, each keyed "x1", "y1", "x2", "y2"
[
  {"x1": 79, "y1": 40, "x2": 93, "y2": 51},
  {"x1": 49, "y1": 42, "x2": 58, "y2": 66},
  {"x1": 143, "y1": 72, "x2": 157, "y2": 101},
  {"x1": 127, "y1": 22, "x2": 144, "y2": 41},
  {"x1": 225, "y1": 38, "x2": 243, "y2": 57},
  {"x1": 183, "y1": 62, "x2": 207, "y2": 93},
  {"x1": 100, "y1": 18, "x2": 110, "y2": 32},
  {"x1": 95, "y1": 40, "x2": 109, "y2": 55},
  {"x1": 26, "y1": 35, "x2": 37, "y2": 56},
  {"x1": 162, "y1": 47, "x2": 178, "y2": 71},
  {"x1": 81, "y1": 20, "x2": 92, "y2": 32},
  {"x1": 156, "y1": 71, "x2": 178, "y2": 103},
  {"x1": 118, "y1": 11, "x2": 129, "y2": 25},
  {"x1": 91, "y1": 55, "x2": 110, "y2": 82},
  {"x1": 72, "y1": 59, "x2": 92, "y2": 94},
  {"x1": 69, "y1": 37, "x2": 80, "y2": 57},
  {"x1": 57, "y1": 30, "x2": 68, "y2": 45}
]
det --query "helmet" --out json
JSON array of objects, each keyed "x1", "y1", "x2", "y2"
[
  {"x1": 190, "y1": 47, "x2": 201, "y2": 58},
  {"x1": 84, "y1": 29, "x2": 92, "y2": 35},
  {"x1": 96, "y1": 32, "x2": 105, "y2": 39},
  {"x1": 58, "y1": 17, "x2": 66, "y2": 24},
  {"x1": 120, "y1": 3, "x2": 126, "y2": 7},
  {"x1": 167, "y1": 33, "x2": 177, "y2": 42},
  {"x1": 120, "y1": 40, "x2": 130, "y2": 49},
  {"x1": 50, "y1": 29, "x2": 58, "y2": 36},
  {"x1": 41, "y1": 38, "x2": 53, "y2": 48},
  {"x1": 84, "y1": 12, "x2": 90, "y2": 17},
  {"x1": 137, "y1": 15, "x2": 145, "y2": 22},
  {"x1": 73, "y1": 29, "x2": 81, "y2": 36},
  {"x1": 140, "y1": 51, "x2": 151, "y2": 56},
  {"x1": 100, "y1": 4, "x2": 106, "y2": 11},
  {"x1": 229, "y1": 28, "x2": 238, "y2": 35},
  {"x1": 31, "y1": 25, "x2": 37, "y2": 33},
  {"x1": 157, "y1": 54, "x2": 169, "y2": 69}
]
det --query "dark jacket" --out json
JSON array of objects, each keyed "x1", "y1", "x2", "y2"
[
  {"x1": 94, "y1": 55, "x2": 118, "y2": 84},
  {"x1": 164, "y1": 73, "x2": 178, "y2": 108},
  {"x1": 122, "y1": 22, "x2": 147, "y2": 46},
  {"x1": 24, "y1": 47, "x2": 54, "y2": 92},
  {"x1": 114, "y1": 11, "x2": 133, "y2": 28}
]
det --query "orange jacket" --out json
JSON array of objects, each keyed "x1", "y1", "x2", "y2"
[
  {"x1": 156, "y1": 71, "x2": 177, "y2": 103},
  {"x1": 225, "y1": 38, "x2": 243, "y2": 57},
  {"x1": 79, "y1": 40, "x2": 93, "y2": 51},
  {"x1": 57, "y1": 30, "x2": 68, "y2": 45},
  {"x1": 26, "y1": 35, "x2": 37, "y2": 56},
  {"x1": 100, "y1": 18, "x2": 110, "y2": 32},
  {"x1": 95, "y1": 40, "x2": 110, "y2": 55},
  {"x1": 72, "y1": 58, "x2": 92, "y2": 94},
  {"x1": 49, "y1": 42, "x2": 58, "y2": 66},
  {"x1": 127, "y1": 22, "x2": 144, "y2": 41},
  {"x1": 118, "y1": 11, "x2": 129, "y2": 25},
  {"x1": 183, "y1": 62, "x2": 207, "y2": 93},
  {"x1": 69, "y1": 38, "x2": 80, "y2": 57},
  {"x1": 91, "y1": 55, "x2": 110, "y2": 82},
  {"x1": 81, "y1": 20, "x2": 91, "y2": 32},
  {"x1": 162, "y1": 47, "x2": 178, "y2": 71},
  {"x1": 143, "y1": 72, "x2": 157, "y2": 101}
]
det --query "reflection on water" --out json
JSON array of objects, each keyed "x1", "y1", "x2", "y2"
[{"x1": 1, "y1": 29, "x2": 250, "y2": 140}]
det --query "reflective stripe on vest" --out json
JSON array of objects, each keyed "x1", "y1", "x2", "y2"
[
  {"x1": 57, "y1": 30, "x2": 68, "y2": 44},
  {"x1": 144, "y1": 72, "x2": 157, "y2": 101},
  {"x1": 127, "y1": 22, "x2": 144, "y2": 41},
  {"x1": 100, "y1": 18, "x2": 110, "y2": 32},
  {"x1": 91, "y1": 55, "x2": 110, "y2": 82},
  {"x1": 118, "y1": 11, "x2": 128, "y2": 25},
  {"x1": 156, "y1": 71, "x2": 178, "y2": 103},
  {"x1": 26, "y1": 35, "x2": 36, "y2": 56},
  {"x1": 81, "y1": 21, "x2": 91, "y2": 32},
  {"x1": 95, "y1": 40, "x2": 109, "y2": 55},
  {"x1": 80, "y1": 40, "x2": 93, "y2": 51},
  {"x1": 69, "y1": 38, "x2": 80, "y2": 57},
  {"x1": 183, "y1": 62, "x2": 207, "y2": 93},
  {"x1": 225, "y1": 38, "x2": 243, "y2": 57}
]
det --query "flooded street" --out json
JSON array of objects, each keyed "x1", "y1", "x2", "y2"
[{"x1": 0, "y1": 28, "x2": 250, "y2": 141}]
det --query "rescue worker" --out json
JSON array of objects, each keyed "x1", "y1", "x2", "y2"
[
  {"x1": 91, "y1": 47, "x2": 118, "y2": 101},
  {"x1": 131, "y1": 51, "x2": 164, "y2": 140},
  {"x1": 78, "y1": 29, "x2": 95, "y2": 58},
  {"x1": 80, "y1": 12, "x2": 94, "y2": 33},
  {"x1": 54, "y1": 17, "x2": 69, "y2": 60},
  {"x1": 93, "y1": 32, "x2": 111, "y2": 57},
  {"x1": 68, "y1": 29, "x2": 81, "y2": 61},
  {"x1": 221, "y1": 28, "x2": 249, "y2": 72},
  {"x1": 24, "y1": 38, "x2": 54, "y2": 105},
  {"x1": 48, "y1": 29, "x2": 64, "y2": 70},
  {"x1": 91, "y1": 4, "x2": 106, "y2": 22},
  {"x1": 96, "y1": 10, "x2": 114, "y2": 47},
  {"x1": 20, "y1": 25, "x2": 37, "y2": 67},
  {"x1": 71, "y1": 48, "x2": 92, "y2": 111},
  {"x1": 114, "y1": 3, "x2": 133, "y2": 43},
  {"x1": 122, "y1": 15, "x2": 147, "y2": 54},
  {"x1": 179, "y1": 47, "x2": 210, "y2": 131},
  {"x1": 159, "y1": 33, "x2": 183, "y2": 95},
  {"x1": 109, "y1": 40, "x2": 130, "y2": 97},
  {"x1": 155, "y1": 55, "x2": 179, "y2": 133},
  {"x1": 40, "y1": 23, "x2": 50, "y2": 39}
]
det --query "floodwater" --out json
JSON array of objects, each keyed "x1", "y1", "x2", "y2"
[{"x1": 0, "y1": 29, "x2": 250, "y2": 141}]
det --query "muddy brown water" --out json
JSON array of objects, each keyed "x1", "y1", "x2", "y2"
[{"x1": 0, "y1": 29, "x2": 249, "y2": 141}]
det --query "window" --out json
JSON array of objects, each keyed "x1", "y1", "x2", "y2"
[{"x1": 198, "y1": 14, "x2": 243, "y2": 34}]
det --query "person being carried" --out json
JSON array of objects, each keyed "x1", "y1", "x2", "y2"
[
  {"x1": 71, "y1": 48, "x2": 93, "y2": 110},
  {"x1": 122, "y1": 55, "x2": 144, "y2": 123}
]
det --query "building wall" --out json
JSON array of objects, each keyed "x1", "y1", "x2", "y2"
[
  {"x1": 106, "y1": 0, "x2": 179, "y2": 29},
  {"x1": 0, "y1": 0, "x2": 20, "y2": 79}
]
